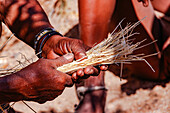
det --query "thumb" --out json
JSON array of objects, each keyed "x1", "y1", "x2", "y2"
[{"x1": 54, "y1": 53, "x2": 74, "y2": 67}]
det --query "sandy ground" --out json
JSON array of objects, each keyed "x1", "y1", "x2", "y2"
[{"x1": 0, "y1": 0, "x2": 169, "y2": 113}]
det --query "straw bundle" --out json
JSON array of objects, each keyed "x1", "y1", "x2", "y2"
[
  {"x1": 57, "y1": 19, "x2": 156, "y2": 74},
  {"x1": 0, "y1": 19, "x2": 156, "y2": 76}
]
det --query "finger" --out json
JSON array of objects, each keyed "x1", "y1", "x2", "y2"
[
  {"x1": 76, "y1": 69, "x2": 90, "y2": 79},
  {"x1": 76, "y1": 69, "x2": 84, "y2": 78},
  {"x1": 73, "y1": 69, "x2": 90, "y2": 80},
  {"x1": 71, "y1": 73, "x2": 84, "y2": 83},
  {"x1": 54, "y1": 53, "x2": 74, "y2": 67},
  {"x1": 74, "y1": 51, "x2": 87, "y2": 60},
  {"x1": 71, "y1": 72, "x2": 79, "y2": 82},
  {"x1": 71, "y1": 40, "x2": 87, "y2": 60},
  {"x1": 56, "y1": 71, "x2": 74, "y2": 87},
  {"x1": 84, "y1": 45, "x2": 91, "y2": 51},
  {"x1": 53, "y1": 53, "x2": 74, "y2": 87},
  {"x1": 100, "y1": 65, "x2": 108, "y2": 71},
  {"x1": 84, "y1": 66, "x2": 99, "y2": 76}
]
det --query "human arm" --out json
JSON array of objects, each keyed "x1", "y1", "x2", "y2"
[
  {"x1": 1, "y1": 0, "x2": 53, "y2": 47},
  {"x1": 1, "y1": 0, "x2": 107, "y2": 78},
  {"x1": 0, "y1": 53, "x2": 74, "y2": 104},
  {"x1": 1, "y1": 0, "x2": 87, "y2": 59}
]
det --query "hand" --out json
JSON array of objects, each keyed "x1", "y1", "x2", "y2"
[
  {"x1": 42, "y1": 35, "x2": 108, "y2": 81},
  {"x1": 9, "y1": 53, "x2": 74, "y2": 103},
  {"x1": 137, "y1": 0, "x2": 149, "y2": 7},
  {"x1": 42, "y1": 35, "x2": 88, "y2": 59}
]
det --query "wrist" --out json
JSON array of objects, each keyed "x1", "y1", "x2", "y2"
[
  {"x1": 34, "y1": 28, "x2": 63, "y2": 58},
  {"x1": 0, "y1": 74, "x2": 24, "y2": 104}
]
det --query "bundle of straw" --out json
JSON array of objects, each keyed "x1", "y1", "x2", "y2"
[
  {"x1": 0, "y1": 19, "x2": 156, "y2": 76},
  {"x1": 57, "y1": 19, "x2": 156, "y2": 74}
]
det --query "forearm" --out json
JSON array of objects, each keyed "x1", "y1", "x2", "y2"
[
  {"x1": 1, "y1": 0, "x2": 53, "y2": 48},
  {"x1": 0, "y1": 74, "x2": 24, "y2": 104},
  {"x1": 78, "y1": 0, "x2": 115, "y2": 46}
]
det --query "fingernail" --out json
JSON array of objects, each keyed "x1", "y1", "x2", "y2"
[
  {"x1": 63, "y1": 53, "x2": 74, "y2": 60},
  {"x1": 77, "y1": 53, "x2": 87, "y2": 61},
  {"x1": 87, "y1": 69, "x2": 93, "y2": 74},
  {"x1": 79, "y1": 53, "x2": 86, "y2": 57}
]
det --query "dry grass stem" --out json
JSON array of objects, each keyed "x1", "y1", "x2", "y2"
[
  {"x1": 0, "y1": 19, "x2": 157, "y2": 76},
  {"x1": 57, "y1": 19, "x2": 157, "y2": 74},
  {"x1": 0, "y1": 53, "x2": 33, "y2": 77}
]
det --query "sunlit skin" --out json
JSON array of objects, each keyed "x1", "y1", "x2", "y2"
[
  {"x1": 76, "y1": 0, "x2": 169, "y2": 112},
  {"x1": 0, "y1": 0, "x2": 107, "y2": 104},
  {"x1": 0, "y1": 54, "x2": 75, "y2": 104}
]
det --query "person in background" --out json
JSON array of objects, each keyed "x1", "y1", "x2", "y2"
[
  {"x1": 76, "y1": 0, "x2": 169, "y2": 112},
  {"x1": 0, "y1": 0, "x2": 107, "y2": 112}
]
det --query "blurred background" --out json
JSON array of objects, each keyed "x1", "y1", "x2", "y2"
[{"x1": 0, "y1": 0, "x2": 169, "y2": 112}]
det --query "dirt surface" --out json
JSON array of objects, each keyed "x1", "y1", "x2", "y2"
[{"x1": 0, "y1": 0, "x2": 169, "y2": 113}]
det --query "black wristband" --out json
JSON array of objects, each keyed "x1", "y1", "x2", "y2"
[
  {"x1": 36, "y1": 31, "x2": 63, "y2": 58},
  {"x1": 34, "y1": 28, "x2": 55, "y2": 50}
]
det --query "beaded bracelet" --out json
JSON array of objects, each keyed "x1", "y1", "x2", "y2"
[
  {"x1": 34, "y1": 28, "x2": 63, "y2": 58},
  {"x1": 34, "y1": 28, "x2": 55, "y2": 50}
]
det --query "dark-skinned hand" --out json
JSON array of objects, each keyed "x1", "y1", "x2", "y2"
[
  {"x1": 6, "y1": 54, "x2": 74, "y2": 104},
  {"x1": 42, "y1": 35, "x2": 108, "y2": 82}
]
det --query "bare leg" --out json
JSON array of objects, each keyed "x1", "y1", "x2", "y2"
[
  {"x1": 75, "y1": 72, "x2": 106, "y2": 113},
  {"x1": 76, "y1": 0, "x2": 115, "y2": 112},
  {"x1": 76, "y1": 0, "x2": 169, "y2": 112}
]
